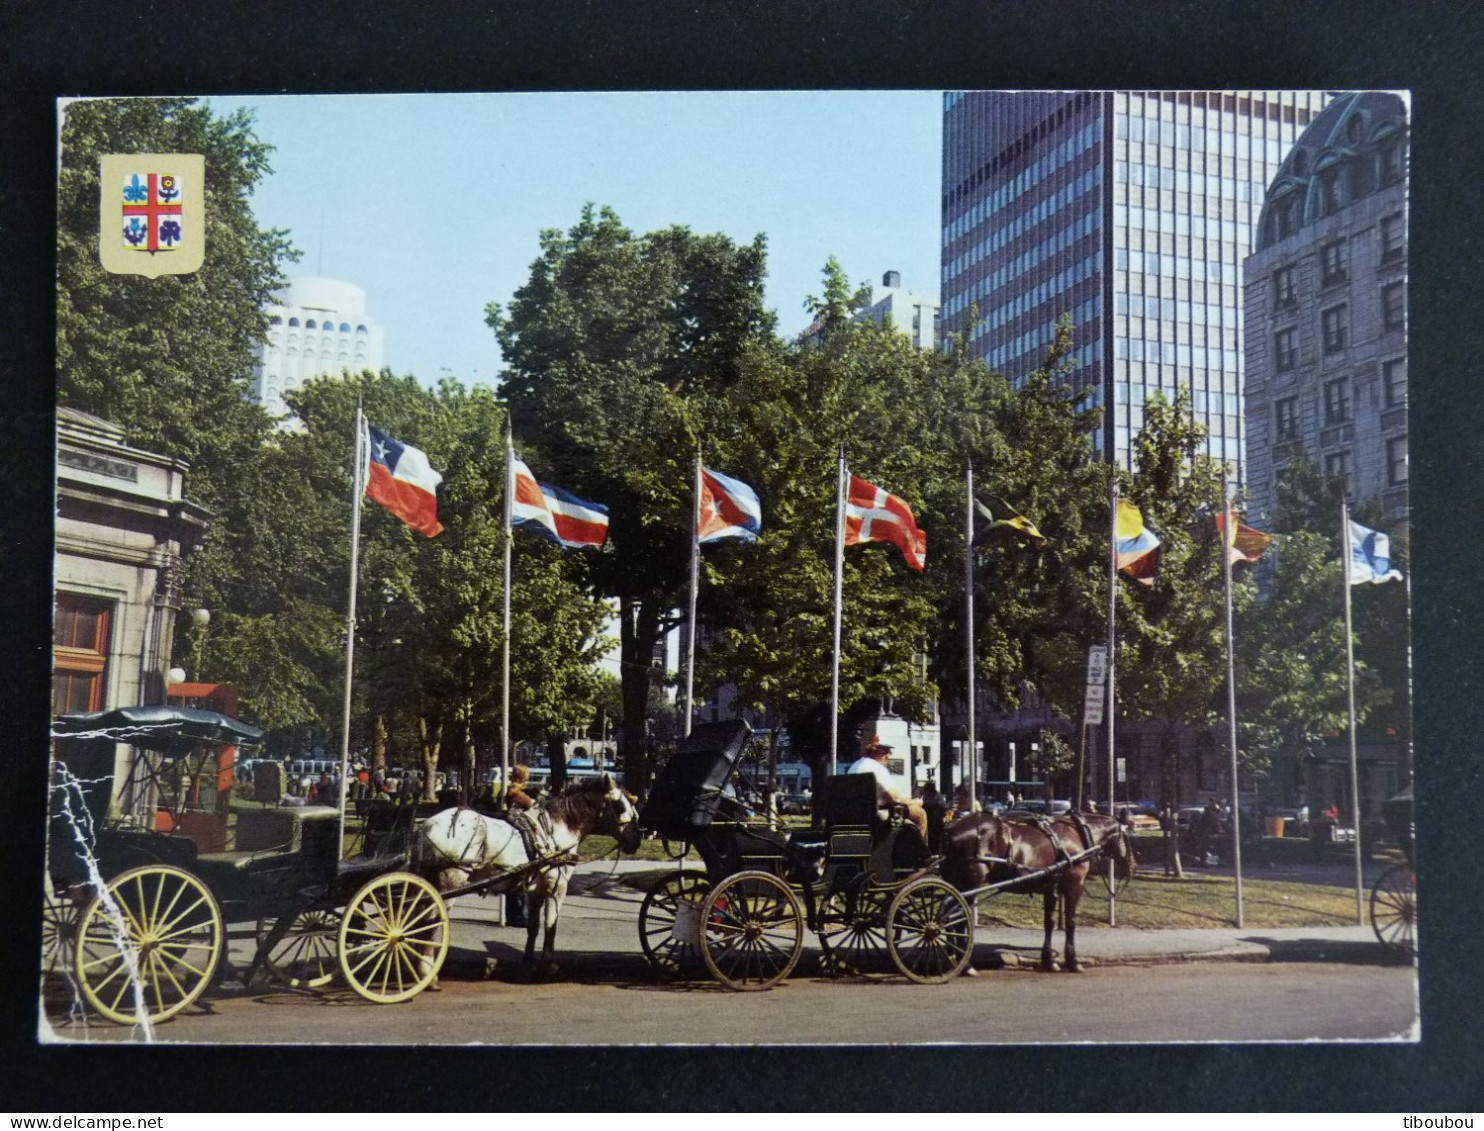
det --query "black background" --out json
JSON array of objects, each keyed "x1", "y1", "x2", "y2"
[{"x1": 2, "y1": 0, "x2": 1481, "y2": 1113}]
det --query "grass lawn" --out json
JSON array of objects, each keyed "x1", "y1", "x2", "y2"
[{"x1": 974, "y1": 871, "x2": 1364, "y2": 931}]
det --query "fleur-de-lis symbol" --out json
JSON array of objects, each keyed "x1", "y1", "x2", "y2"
[{"x1": 123, "y1": 174, "x2": 147, "y2": 203}]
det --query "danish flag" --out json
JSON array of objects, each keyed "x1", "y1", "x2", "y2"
[{"x1": 844, "y1": 473, "x2": 927, "y2": 572}]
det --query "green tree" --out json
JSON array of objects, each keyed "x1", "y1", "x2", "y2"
[
  {"x1": 1114, "y1": 390, "x2": 1232, "y2": 875},
  {"x1": 696, "y1": 316, "x2": 946, "y2": 782},
  {"x1": 200, "y1": 370, "x2": 609, "y2": 786},
  {"x1": 1232, "y1": 458, "x2": 1399, "y2": 798},
  {"x1": 489, "y1": 205, "x2": 776, "y2": 789},
  {"x1": 954, "y1": 316, "x2": 1110, "y2": 721}
]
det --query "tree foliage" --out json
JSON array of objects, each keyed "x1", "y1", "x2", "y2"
[{"x1": 488, "y1": 205, "x2": 776, "y2": 787}]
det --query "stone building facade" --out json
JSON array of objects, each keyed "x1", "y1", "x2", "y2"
[
  {"x1": 54, "y1": 407, "x2": 210, "y2": 719},
  {"x1": 1243, "y1": 91, "x2": 1409, "y2": 526}
]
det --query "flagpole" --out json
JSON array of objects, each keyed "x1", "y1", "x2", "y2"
[
  {"x1": 1222, "y1": 477, "x2": 1245, "y2": 927},
  {"x1": 1341, "y1": 495, "x2": 1365, "y2": 924},
  {"x1": 336, "y1": 399, "x2": 365, "y2": 864},
  {"x1": 1107, "y1": 469, "x2": 1118, "y2": 925},
  {"x1": 830, "y1": 445, "x2": 846, "y2": 776},
  {"x1": 685, "y1": 447, "x2": 702, "y2": 738},
  {"x1": 964, "y1": 458, "x2": 976, "y2": 807},
  {"x1": 501, "y1": 420, "x2": 514, "y2": 803}
]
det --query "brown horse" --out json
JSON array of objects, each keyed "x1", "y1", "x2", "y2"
[{"x1": 941, "y1": 811, "x2": 1135, "y2": 972}]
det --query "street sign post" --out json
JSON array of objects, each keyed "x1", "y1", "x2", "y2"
[{"x1": 1084, "y1": 644, "x2": 1108, "y2": 725}]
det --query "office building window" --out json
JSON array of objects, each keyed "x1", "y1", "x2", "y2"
[
  {"x1": 1387, "y1": 435, "x2": 1409, "y2": 485},
  {"x1": 1384, "y1": 357, "x2": 1407, "y2": 407},
  {"x1": 1272, "y1": 195, "x2": 1298, "y2": 241},
  {"x1": 1273, "y1": 265, "x2": 1297, "y2": 306},
  {"x1": 1274, "y1": 328, "x2": 1297, "y2": 372},
  {"x1": 1382, "y1": 282, "x2": 1406, "y2": 332},
  {"x1": 1322, "y1": 305, "x2": 1348, "y2": 353},
  {"x1": 1381, "y1": 213, "x2": 1406, "y2": 261},
  {"x1": 1324, "y1": 377, "x2": 1350, "y2": 425},
  {"x1": 1320, "y1": 239, "x2": 1348, "y2": 285},
  {"x1": 1324, "y1": 449, "x2": 1353, "y2": 491},
  {"x1": 1319, "y1": 166, "x2": 1344, "y2": 214},
  {"x1": 53, "y1": 593, "x2": 113, "y2": 715},
  {"x1": 1379, "y1": 142, "x2": 1406, "y2": 186},
  {"x1": 1275, "y1": 396, "x2": 1299, "y2": 440}
]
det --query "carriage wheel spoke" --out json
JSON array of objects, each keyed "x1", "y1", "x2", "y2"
[
  {"x1": 154, "y1": 951, "x2": 190, "y2": 1002},
  {"x1": 155, "y1": 894, "x2": 210, "y2": 939},
  {"x1": 155, "y1": 945, "x2": 210, "y2": 979}
]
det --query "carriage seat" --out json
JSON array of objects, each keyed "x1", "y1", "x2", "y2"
[{"x1": 196, "y1": 808, "x2": 342, "y2": 876}]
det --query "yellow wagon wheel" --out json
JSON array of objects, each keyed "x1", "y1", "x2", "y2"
[
  {"x1": 699, "y1": 870, "x2": 804, "y2": 991},
  {"x1": 338, "y1": 872, "x2": 449, "y2": 1004},
  {"x1": 256, "y1": 909, "x2": 340, "y2": 989},
  {"x1": 74, "y1": 865, "x2": 223, "y2": 1025},
  {"x1": 886, "y1": 877, "x2": 975, "y2": 984}
]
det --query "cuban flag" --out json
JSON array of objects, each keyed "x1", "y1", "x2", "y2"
[
  {"x1": 844, "y1": 473, "x2": 927, "y2": 571},
  {"x1": 511, "y1": 455, "x2": 609, "y2": 549},
  {"x1": 1348, "y1": 520, "x2": 1403, "y2": 585},
  {"x1": 366, "y1": 425, "x2": 443, "y2": 537},
  {"x1": 698, "y1": 466, "x2": 762, "y2": 544}
]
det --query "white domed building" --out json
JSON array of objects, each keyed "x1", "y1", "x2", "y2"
[{"x1": 252, "y1": 276, "x2": 385, "y2": 421}]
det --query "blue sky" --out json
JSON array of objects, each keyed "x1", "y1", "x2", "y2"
[{"x1": 207, "y1": 92, "x2": 944, "y2": 387}]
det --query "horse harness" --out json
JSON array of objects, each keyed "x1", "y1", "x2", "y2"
[
  {"x1": 509, "y1": 805, "x2": 579, "y2": 871},
  {"x1": 970, "y1": 812, "x2": 1100, "y2": 877}
]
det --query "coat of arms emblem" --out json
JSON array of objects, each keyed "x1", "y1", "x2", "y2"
[{"x1": 98, "y1": 153, "x2": 205, "y2": 277}]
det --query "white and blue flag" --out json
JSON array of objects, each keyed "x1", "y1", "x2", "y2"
[{"x1": 1348, "y1": 520, "x2": 1403, "y2": 585}]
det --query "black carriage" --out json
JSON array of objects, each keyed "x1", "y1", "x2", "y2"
[
  {"x1": 1370, "y1": 785, "x2": 1416, "y2": 958},
  {"x1": 636, "y1": 720, "x2": 974, "y2": 991},
  {"x1": 46, "y1": 706, "x2": 450, "y2": 1025}
]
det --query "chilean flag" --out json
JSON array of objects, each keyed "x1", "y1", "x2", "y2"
[
  {"x1": 698, "y1": 466, "x2": 762, "y2": 544},
  {"x1": 845, "y1": 473, "x2": 927, "y2": 572},
  {"x1": 366, "y1": 425, "x2": 443, "y2": 537},
  {"x1": 511, "y1": 454, "x2": 609, "y2": 549}
]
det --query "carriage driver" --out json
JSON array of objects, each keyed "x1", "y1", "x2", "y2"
[{"x1": 844, "y1": 741, "x2": 929, "y2": 842}]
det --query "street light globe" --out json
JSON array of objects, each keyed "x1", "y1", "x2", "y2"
[
  {"x1": 166, "y1": 667, "x2": 188, "y2": 686},
  {"x1": 191, "y1": 607, "x2": 211, "y2": 627}
]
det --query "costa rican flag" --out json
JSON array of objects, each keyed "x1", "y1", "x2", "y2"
[
  {"x1": 698, "y1": 466, "x2": 762, "y2": 544},
  {"x1": 365, "y1": 425, "x2": 444, "y2": 538},
  {"x1": 844, "y1": 473, "x2": 927, "y2": 572},
  {"x1": 511, "y1": 455, "x2": 609, "y2": 549}
]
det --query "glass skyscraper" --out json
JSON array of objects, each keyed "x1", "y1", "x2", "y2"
[{"x1": 941, "y1": 90, "x2": 1330, "y2": 473}]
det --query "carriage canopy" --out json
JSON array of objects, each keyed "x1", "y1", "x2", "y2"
[{"x1": 640, "y1": 719, "x2": 752, "y2": 841}]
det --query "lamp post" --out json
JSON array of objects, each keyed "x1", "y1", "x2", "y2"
[{"x1": 189, "y1": 607, "x2": 211, "y2": 680}]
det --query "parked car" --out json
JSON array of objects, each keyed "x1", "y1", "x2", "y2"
[{"x1": 1006, "y1": 799, "x2": 1072, "y2": 817}]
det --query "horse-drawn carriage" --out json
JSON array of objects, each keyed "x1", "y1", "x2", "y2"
[
  {"x1": 46, "y1": 705, "x2": 452, "y2": 1025},
  {"x1": 1369, "y1": 785, "x2": 1416, "y2": 958},
  {"x1": 634, "y1": 721, "x2": 1136, "y2": 988},
  {"x1": 635, "y1": 720, "x2": 977, "y2": 990}
]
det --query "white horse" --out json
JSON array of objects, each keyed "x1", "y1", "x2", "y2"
[{"x1": 413, "y1": 774, "x2": 641, "y2": 978}]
